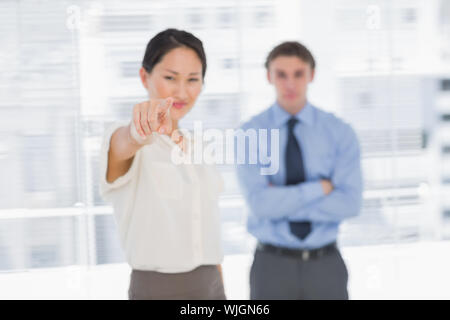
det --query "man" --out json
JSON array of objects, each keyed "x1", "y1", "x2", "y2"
[{"x1": 235, "y1": 41, "x2": 363, "y2": 299}]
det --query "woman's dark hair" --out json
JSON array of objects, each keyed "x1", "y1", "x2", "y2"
[
  {"x1": 142, "y1": 28, "x2": 207, "y2": 80},
  {"x1": 265, "y1": 41, "x2": 316, "y2": 70}
]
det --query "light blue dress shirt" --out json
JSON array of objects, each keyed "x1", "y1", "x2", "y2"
[{"x1": 235, "y1": 101, "x2": 363, "y2": 249}]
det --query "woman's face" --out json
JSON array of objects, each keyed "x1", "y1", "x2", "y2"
[{"x1": 140, "y1": 47, "x2": 204, "y2": 123}]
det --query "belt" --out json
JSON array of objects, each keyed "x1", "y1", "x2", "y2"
[{"x1": 256, "y1": 241, "x2": 337, "y2": 261}]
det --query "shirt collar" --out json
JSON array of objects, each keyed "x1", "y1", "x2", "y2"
[{"x1": 271, "y1": 100, "x2": 315, "y2": 128}]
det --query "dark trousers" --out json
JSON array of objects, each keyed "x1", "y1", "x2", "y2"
[{"x1": 250, "y1": 244, "x2": 349, "y2": 300}]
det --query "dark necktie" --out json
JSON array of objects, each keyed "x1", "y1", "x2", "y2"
[{"x1": 285, "y1": 117, "x2": 311, "y2": 240}]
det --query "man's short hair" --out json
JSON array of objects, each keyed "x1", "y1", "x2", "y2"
[{"x1": 265, "y1": 41, "x2": 316, "y2": 70}]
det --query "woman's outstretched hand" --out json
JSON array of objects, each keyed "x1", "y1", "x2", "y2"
[{"x1": 129, "y1": 97, "x2": 174, "y2": 145}]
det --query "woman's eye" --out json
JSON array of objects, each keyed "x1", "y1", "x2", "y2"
[
  {"x1": 164, "y1": 76, "x2": 174, "y2": 80},
  {"x1": 188, "y1": 78, "x2": 199, "y2": 82}
]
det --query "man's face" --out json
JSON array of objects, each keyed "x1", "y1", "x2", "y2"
[{"x1": 267, "y1": 55, "x2": 314, "y2": 113}]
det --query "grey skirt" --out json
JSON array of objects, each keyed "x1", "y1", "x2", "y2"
[{"x1": 128, "y1": 265, "x2": 226, "y2": 300}]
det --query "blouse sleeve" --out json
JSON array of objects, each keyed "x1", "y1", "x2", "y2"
[{"x1": 99, "y1": 121, "x2": 142, "y2": 203}]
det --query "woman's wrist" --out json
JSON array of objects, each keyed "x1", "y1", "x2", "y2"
[{"x1": 128, "y1": 121, "x2": 152, "y2": 146}]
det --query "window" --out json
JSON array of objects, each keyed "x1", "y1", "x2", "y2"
[{"x1": 0, "y1": 0, "x2": 447, "y2": 276}]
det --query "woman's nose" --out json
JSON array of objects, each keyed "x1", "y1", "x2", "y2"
[{"x1": 174, "y1": 82, "x2": 189, "y2": 100}]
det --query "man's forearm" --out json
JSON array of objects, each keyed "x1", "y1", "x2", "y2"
[
  {"x1": 289, "y1": 186, "x2": 362, "y2": 223},
  {"x1": 247, "y1": 180, "x2": 325, "y2": 220}
]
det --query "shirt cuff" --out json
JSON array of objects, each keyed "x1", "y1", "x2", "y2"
[{"x1": 299, "y1": 180, "x2": 325, "y2": 204}]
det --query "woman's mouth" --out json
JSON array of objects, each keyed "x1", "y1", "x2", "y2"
[{"x1": 172, "y1": 102, "x2": 187, "y2": 109}]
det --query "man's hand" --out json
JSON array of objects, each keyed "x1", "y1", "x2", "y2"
[{"x1": 320, "y1": 179, "x2": 334, "y2": 195}]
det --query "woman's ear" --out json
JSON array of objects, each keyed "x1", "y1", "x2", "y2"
[{"x1": 139, "y1": 67, "x2": 149, "y2": 89}]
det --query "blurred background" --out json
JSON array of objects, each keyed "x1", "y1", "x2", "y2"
[{"x1": 0, "y1": 0, "x2": 450, "y2": 299}]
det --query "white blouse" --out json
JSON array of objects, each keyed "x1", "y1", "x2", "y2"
[{"x1": 99, "y1": 121, "x2": 225, "y2": 273}]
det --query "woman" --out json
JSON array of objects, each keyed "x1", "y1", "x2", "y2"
[{"x1": 99, "y1": 29, "x2": 226, "y2": 300}]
